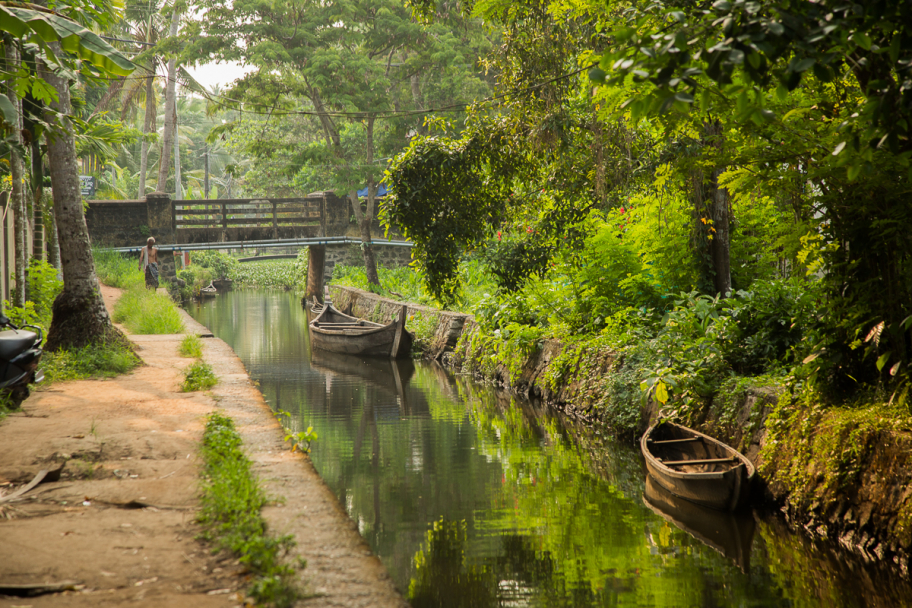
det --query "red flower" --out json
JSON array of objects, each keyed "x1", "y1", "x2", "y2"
[{"x1": 497, "y1": 231, "x2": 502, "y2": 240}]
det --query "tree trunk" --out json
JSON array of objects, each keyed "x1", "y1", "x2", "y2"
[
  {"x1": 48, "y1": 205, "x2": 61, "y2": 272},
  {"x1": 305, "y1": 245, "x2": 325, "y2": 304},
  {"x1": 138, "y1": 74, "x2": 155, "y2": 198},
  {"x1": 156, "y1": 9, "x2": 180, "y2": 193},
  {"x1": 6, "y1": 43, "x2": 26, "y2": 307},
  {"x1": 347, "y1": 116, "x2": 380, "y2": 286},
  {"x1": 39, "y1": 45, "x2": 127, "y2": 351},
  {"x1": 703, "y1": 120, "x2": 731, "y2": 295},
  {"x1": 31, "y1": 135, "x2": 44, "y2": 261}
]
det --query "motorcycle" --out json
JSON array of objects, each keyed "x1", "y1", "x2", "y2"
[{"x1": 0, "y1": 315, "x2": 44, "y2": 408}]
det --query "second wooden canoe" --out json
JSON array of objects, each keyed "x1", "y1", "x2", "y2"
[
  {"x1": 308, "y1": 300, "x2": 413, "y2": 359},
  {"x1": 641, "y1": 421, "x2": 755, "y2": 512}
]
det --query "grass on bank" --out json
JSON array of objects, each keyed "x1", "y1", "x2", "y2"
[
  {"x1": 198, "y1": 412, "x2": 301, "y2": 607},
  {"x1": 113, "y1": 287, "x2": 185, "y2": 334}
]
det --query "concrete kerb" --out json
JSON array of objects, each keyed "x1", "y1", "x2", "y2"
[{"x1": 174, "y1": 307, "x2": 408, "y2": 607}]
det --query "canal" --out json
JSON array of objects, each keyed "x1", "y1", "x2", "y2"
[{"x1": 190, "y1": 289, "x2": 912, "y2": 608}]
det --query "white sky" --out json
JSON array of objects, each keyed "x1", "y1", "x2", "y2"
[{"x1": 186, "y1": 60, "x2": 253, "y2": 91}]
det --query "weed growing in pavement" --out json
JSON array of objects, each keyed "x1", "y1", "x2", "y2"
[
  {"x1": 113, "y1": 286, "x2": 185, "y2": 334},
  {"x1": 179, "y1": 334, "x2": 204, "y2": 358},
  {"x1": 40, "y1": 342, "x2": 141, "y2": 385},
  {"x1": 181, "y1": 361, "x2": 217, "y2": 392},
  {"x1": 198, "y1": 412, "x2": 302, "y2": 607}
]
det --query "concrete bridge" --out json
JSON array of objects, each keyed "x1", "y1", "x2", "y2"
[{"x1": 85, "y1": 191, "x2": 411, "y2": 298}]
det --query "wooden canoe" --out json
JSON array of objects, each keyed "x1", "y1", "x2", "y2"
[
  {"x1": 640, "y1": 421, "x2": 755, "y2": 512},
  {"x1": 308, "y1": 300, "x2": 413, "y2": 358},
  {"x1": 642, "y1": 474, "x2": 755, "y2": 573}
]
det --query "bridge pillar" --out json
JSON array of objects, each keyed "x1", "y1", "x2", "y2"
[{"x1": 305, "y1": 245, "x2": 325, "y2": 304}]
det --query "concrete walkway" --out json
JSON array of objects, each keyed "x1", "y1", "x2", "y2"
[{"x1": 0, "y1": 286, "x2": 406, "y2": 607}]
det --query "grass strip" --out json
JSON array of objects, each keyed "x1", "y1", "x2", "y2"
[
  {"x1": 41, "y1": 342, "x2": 141, "y2": 385},
  {"x1": 198, "y1": 412, "x2": 302, "y2": 607},
  {"x1": 113, "y1": 285, "x2": 185, "y2": 334}
]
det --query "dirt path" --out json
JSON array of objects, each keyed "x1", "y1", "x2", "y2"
[{"x1": 0, "y1": 285, "x2": 407, "y2": 608}]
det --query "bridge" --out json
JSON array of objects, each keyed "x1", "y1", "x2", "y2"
[{"x1": 86, "y1": 191, "x2": 412, "y2": 300}]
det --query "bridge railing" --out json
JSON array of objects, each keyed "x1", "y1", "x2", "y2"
[{"x1": 173, "y1": 198, "x2": 322, "y2": 231}]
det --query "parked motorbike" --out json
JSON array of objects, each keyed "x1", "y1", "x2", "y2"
[{"x1": 0, "y1": 315, "x2": 44, "y2": 408}]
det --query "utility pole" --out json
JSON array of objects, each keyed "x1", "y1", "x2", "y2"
[{"x1": 204, "y1": 144, "x2": 210, "y2": 199}]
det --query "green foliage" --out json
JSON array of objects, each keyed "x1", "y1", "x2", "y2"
[
  {"x1": 192, "y1": 251, "x2": 238, "y2": 279},
  {"x1": 23, "y1": 259, "x2": 63, "y2": 328},
  {"x1": 198, "y1": 412, "x2": 301, "y2": 607},
  {"x1": 177, "y1": 266, "x2": 214, "y2": 296},
  {"x1": 230, "y1": 259, "x2": 302, "y2": 290},
  {"x1": 41, "y1": 342, "x2": 141, "y2": 385},
  {"x1": 181, "y1": 360, "x2": 217, "y2": 392},
  {"x1": 383, "y1": 118, "x2": 515, "y2": 306},
  {"x1": 594, "y1": 1, "x2": 912, "y2": 164},
  {"x1": 179, "y1": 334, "x2": 204, "y2": 359},
  {"x1": 112, "y1": 286, "x2": 185, "y2": 334}
]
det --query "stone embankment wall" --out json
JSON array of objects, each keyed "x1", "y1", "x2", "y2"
[{"x1": 326, "y1": 284, "x2": 912, "y2": 575}]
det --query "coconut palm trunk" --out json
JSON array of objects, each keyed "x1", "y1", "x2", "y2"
[
  {"x1": 39, "y1": 44, "x2": 126, "y2": 350},
  {"x1": 6, "y1": 42, "x2": 27, "y2": 306},
  {"x1": 138, "y1": 73, "x2": 156, "y2": 198},
  {"x1": 156, "y1": 7, "x2": 179, "y2": 193}
]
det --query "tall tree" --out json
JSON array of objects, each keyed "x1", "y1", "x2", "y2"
[
  {"x1": 185, "y1": 0, "x2": 491, "y2": 284},
  {"x1": 39, "y1": 46, "x2": 128, "y2": 349},
  {"x1": 156, "y1": 5, "x2": 179, "y2": 193}
]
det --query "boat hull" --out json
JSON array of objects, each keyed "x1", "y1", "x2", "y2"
[
  {"x1": 308, "y1": 302, "x2": 413, "y2": 358},
  {"x1": 641, "y1": 422, "x2": 754, "y2": 512}
]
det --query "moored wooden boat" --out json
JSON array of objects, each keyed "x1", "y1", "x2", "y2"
[
  {"x1": 308, "y1": 299, "x2": 413, "y2": 358},
  {"x1": 641, "y1": 421, "x2": 754, "y2": 512},
  {"x1": 199, "y1": 281, "x2": 219, "y2": 298}
]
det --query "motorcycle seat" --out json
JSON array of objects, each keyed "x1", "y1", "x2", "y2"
[{"x1": 0, "y1": 329, "x2": 39, "y2": 359}]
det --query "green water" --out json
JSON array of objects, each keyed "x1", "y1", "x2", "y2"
[{"x1": 189, "y1": 289, "x2": 912, "y2": 608}]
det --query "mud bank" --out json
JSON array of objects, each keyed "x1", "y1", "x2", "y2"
[{"x1": 327, "y1": 285, "x2": 912, "y2": 576}]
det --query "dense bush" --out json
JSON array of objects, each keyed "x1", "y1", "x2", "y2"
[{"x1": 191, "y1": 250, "x2": 238, "y2": 279}]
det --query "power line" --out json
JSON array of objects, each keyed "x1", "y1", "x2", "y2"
[{"x1": 1, "y1": 51, "x2": 593, "y2": 120}]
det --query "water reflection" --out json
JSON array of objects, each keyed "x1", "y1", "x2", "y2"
[
  {"x1": 190, "y1": 290, "x2": 912, "y2": 608},
  {"x1": 643, "y1": 475, "x2": 755, "y2": 573}
]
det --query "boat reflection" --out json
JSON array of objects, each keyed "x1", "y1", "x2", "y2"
[
  {"x1": 642, "y1": 474, "x2": 755, "y2": 573},
  {"x1": 310, "y1": 349, "x2": 417, "y2": 413}
]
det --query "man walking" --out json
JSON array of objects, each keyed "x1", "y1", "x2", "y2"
[{"x1": 139, "y1": 236, "x2": 159, "y2": 289}]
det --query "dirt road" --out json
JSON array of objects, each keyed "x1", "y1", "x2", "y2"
[{"x1": 0, "y1": 285, "x2": 407, "y2": 608}]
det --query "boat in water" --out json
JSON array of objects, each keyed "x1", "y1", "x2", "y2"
[
  {"x1": 641, "y1": 421, "x2": 754, "y2": 512},
  {"x1": 308, "y1": 299, "x2": 413, "y2": 358}
]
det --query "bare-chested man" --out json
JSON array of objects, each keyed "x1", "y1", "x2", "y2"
[{"x1": 138, "y1": 236, "x2": 159, "y2": 289}]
